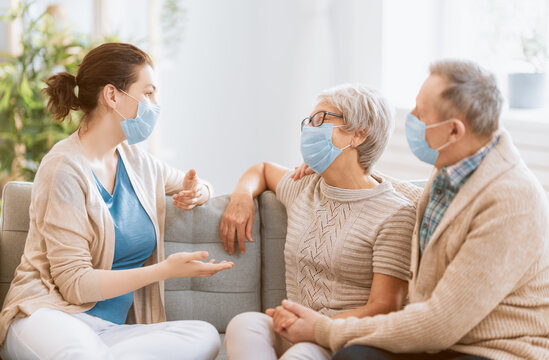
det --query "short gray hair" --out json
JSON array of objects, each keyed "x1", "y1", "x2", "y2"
[
  {"x1": 429, "y1": 60, "x2": 503, "y2": 136},
  {"x1": 317, "y1": 84, "x2": 393, "y2": 173}
]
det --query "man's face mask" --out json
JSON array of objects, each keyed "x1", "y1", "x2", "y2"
[{"x1": 405, "y1": 113, "x2": 452, "y2": 165}]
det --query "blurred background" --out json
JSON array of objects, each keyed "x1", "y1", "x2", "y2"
[{"x1": 1, "y1": 0, "x2": 548, "y2": 197}]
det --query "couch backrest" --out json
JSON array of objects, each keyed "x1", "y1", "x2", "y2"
[{"x1": 0, "y1": 182, "x2": 288, "y2": 333}]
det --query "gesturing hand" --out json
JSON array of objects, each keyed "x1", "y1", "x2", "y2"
[
  {"x1": 173, "y1": 169, "x2": 210, "y2": 210},
  {"x1": 290, "y1": 163, "x2": 314, "y2": 181},
  {"x1": 266, "y1": 306, "x2": 298, "y2": 333},
  {"x1": 219, "y1": 193, "x2": 255, "y2": 254},
  {"x1": 160, "y1": 251, "x2": 234, "y2": 280},
  {"x1": 276, "y1": 300, "x2": 321, "y2": 344}
]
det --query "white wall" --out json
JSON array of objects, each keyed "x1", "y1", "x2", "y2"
[
  {"x1": 157, "y1": 0, "x2": 386, "y2": 195},
  {"x1": 3, "y1": 0, "x2": 547, "y2": 196}
]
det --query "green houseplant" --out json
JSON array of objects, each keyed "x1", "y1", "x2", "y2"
[
  {"x1": 0, "y1": 1, "x2": 91, "y2": 190},
  {"x1": 0, "y1": 0, "x2": 186, "y2": 195}
]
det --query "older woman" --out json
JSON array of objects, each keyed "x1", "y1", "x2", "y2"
[{"x1": 220, "y1": 84, "x2": 421, "y2": 360}]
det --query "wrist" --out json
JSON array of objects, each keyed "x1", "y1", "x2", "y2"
[
  {"x1": 153, "y1": 261, "x2": 170, "y2": 281},
  {"x1": 230, "y1": 189, "x2": 253, "y2": 200}
]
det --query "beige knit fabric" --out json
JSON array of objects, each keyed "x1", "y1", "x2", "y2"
[
  {"x1": 0, "y1": 132, "x2": 190, "y2": 345},
  {"x1": 314, "y1": 129, "x2": 549, "y2": 360},
  {"x1": 276, "y1": 172, "x2": 418, "y2": 317}
]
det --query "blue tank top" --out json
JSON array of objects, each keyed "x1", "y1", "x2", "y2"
[{"x1": 86, "y1": 152, "x2": 157, "y2": 324}]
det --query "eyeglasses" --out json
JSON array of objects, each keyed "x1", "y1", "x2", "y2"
[{"x1": 301, "y1": 111, "x2": 344, "y2": 131}]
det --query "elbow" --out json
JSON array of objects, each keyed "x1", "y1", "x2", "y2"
[{"x1": 53, "y1": 268, "x2": 102, "y2": 305}]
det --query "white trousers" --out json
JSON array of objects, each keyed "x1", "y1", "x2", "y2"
[
  {"x1": 0, "y1": 307, "x2": 220, "y2": 360},
  {"x1": 224, "y1": 312, "x2": 331, "y2": 360}
]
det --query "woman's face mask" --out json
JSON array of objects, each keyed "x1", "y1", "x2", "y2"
[
  {"x1": 300, "y1": 123, "x2": 350, "y2": 174},
  {"x1": 114, "y1": 89, "x2": 160, "y2": 145}
]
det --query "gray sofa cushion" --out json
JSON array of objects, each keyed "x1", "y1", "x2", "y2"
[{"x1": 163, "y1": 194, "x2": 262, "y2": 332}]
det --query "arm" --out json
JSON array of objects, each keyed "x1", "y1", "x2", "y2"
[
  {"x1": 219, "y1": 162, "x2": 288, "y2": 254},
  {"x1": 331, "y1": 273, "x2": 407, "y2": 320},
  {"x1": 97, "y1": 252, "x2": 232, "y2": 300},
  {"x1": 41, "y1": 167, "x2": 233, "y2": 305}
]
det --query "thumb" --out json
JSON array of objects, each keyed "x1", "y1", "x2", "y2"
[
  {"x1": 183, "y1": 169, "x2": 198, "y2": 189},
  {"x1": 183, "y1": 251, "x2": 209, "y2": 262},
  {"x1": 281, "y1": 299, "x2": 306, "y2": 317}
]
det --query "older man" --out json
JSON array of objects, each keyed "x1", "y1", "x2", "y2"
[{"x1": 276, "y1": 60, "x2": 549, "y2": 360}]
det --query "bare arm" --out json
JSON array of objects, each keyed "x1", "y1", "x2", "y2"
[
  {"x1": 97, "y1": 251, "x2": 233, "y2": 300},
  {"x1": 220, "y1": 162, "x2": 288, "y2": 254},
  {"x1": 331, "y1": 273, "x2": 407, "y2": 320}
]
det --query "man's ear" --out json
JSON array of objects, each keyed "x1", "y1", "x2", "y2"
[
  {"x1": 101, "y1": 84, "x2": 119, "y2": 110},
  {"x1": 448, "y1": 118, "x2": 466, "y2": 143}
]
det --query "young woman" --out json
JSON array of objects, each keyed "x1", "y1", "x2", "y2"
[
  {"x1": 0, "y1": 43, "x2": 233, "y2": 360},
  {"x1": 220, "y1": 84, "x2": 422, "y2": 359}
]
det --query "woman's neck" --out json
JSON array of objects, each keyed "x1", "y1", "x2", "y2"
[
  {"x1": 322, "y1": 159, "x2": 377, "y2": 190},
  {"x1": 78, "y1": 111, "x2": 124, "y2": 162}
]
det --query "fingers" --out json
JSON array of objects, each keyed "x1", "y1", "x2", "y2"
[
  {"x1": 265, "y1": 308, "x2": 275, "y2": 317},
  {"x1": 281, "y1": 299, "x2": 305, "y2": 317},
  {"x1": 245, "y1": 215, "x2": 254, "y2": 243},
  {"x1": 182, "y1": 169, "x2": 198, "y2": 190},
  {"x1": 226, "y1": 222, "x2": 236, "y2": 255},
  {"x1": 198, "y1": 261, "x2": 234, "y2": 276},
  {"x1": 183, "y1": 251, "x2": 209, "y2": 262}
]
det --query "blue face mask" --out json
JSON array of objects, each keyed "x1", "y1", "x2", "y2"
[
  {"x1": 405, "y1": 113, "x2": 452, "y2": 165},
  {"x1": 114, "y1": 89, "x2": 160, "y2": 145},
  {"x1": 300, "y1": 123, "x2": 350, "y2": 174}
]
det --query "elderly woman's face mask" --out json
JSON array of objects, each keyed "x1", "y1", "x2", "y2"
[{"x1": 300, "y1": 123, "x2": 350, "y2": 174}]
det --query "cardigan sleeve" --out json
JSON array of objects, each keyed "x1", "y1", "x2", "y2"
[
  {"x1": 314, "y1": 187, "x2": 548, "y2": 353},
  {"x1": 147, "y1": 152, "x2": 214, "y2": 198},
  {"x1": 38, "y1": 159, "x2": 103, "y2": 305}
]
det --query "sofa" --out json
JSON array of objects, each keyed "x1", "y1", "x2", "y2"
[{"x1": 0, "y1": 181, "x2": 289, "y2": 360}]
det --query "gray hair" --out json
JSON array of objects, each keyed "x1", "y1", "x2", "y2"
[
  {"x1": 317, "y1": 84, "x2": 393, "y2": 173},
  {"x1": 429, "y1": 60, "x2": 503, "y2": 136}
]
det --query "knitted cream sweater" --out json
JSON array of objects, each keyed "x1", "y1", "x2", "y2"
[{"x1": 277, "y1": 172, "x2": 420, "y2": 316}]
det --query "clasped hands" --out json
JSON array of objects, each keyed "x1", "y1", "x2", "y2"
[{"x1": 265, "y1": 299, "x2": 322, "y2": 344}]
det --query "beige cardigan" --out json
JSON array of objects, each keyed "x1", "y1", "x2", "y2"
[
  {"x1": 0, "y1": 132, "x2": 192, "y2": 345},
  {"x1": 314, "y1": 129, "x2": 549, "y2": 360}
]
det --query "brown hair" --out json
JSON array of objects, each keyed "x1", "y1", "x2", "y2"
[{"x1": 43, "y1": 42, "x2": 153, "y2": 122}]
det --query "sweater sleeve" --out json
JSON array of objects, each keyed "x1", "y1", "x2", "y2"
[
  {"x1": 39, "y1": 159, "x2": 103, "y2": 305},
  {"x1": 372, "y1": 203, "x2": 416, "y2": 281},
  {"x1": 276, "y1": 171, "x2": 317, "y2": 208},
  {"x1": 314, "y1": 189, "x2": 548, "y2": 353}
]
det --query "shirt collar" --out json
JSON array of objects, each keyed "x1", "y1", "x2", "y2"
[{"x1": 442, "y1": 135, "x2": 500, "y2": 189}]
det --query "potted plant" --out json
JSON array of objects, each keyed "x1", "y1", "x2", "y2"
[
  {"x1": 508, "y1": 29, "x2": 548, "y2": 109},
  {"x1": 0, "y1": 1, "x2": 93, "y2": 192}
]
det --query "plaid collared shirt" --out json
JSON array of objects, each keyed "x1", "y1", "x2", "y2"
[{"x1": 419, "y1": 135, "x2": 500, "y2": 254}]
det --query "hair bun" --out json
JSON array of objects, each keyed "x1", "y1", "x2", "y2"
[{"x1": 43, "y1": 71, "x2": 80, "y2": 122}]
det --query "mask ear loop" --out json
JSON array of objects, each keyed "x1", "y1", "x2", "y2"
[{"x1": 332, "y1": 125, "x2": 353, "y2": 151}]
